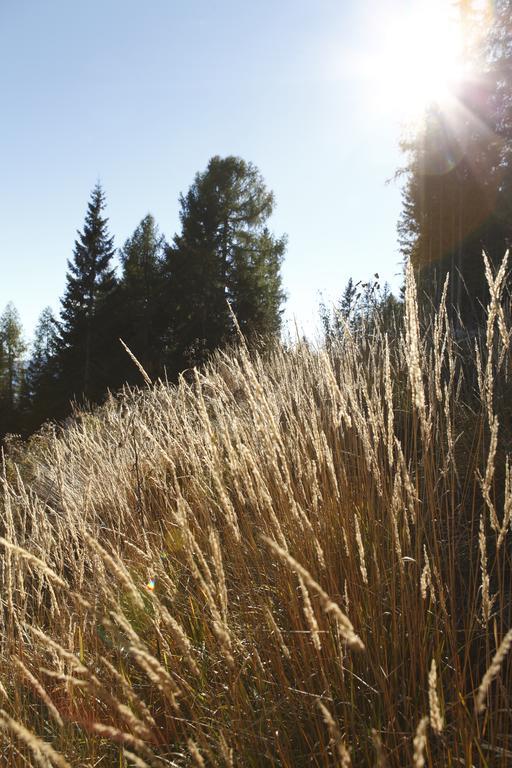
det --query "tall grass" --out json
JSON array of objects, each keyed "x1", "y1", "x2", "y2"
[{"x1": 1, "y1": 260, "x2": 512, "y2": 766}]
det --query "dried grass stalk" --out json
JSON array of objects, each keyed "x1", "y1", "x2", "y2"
[{"x1": 476, "y1": 628, "x2": 512, "y2": 713}]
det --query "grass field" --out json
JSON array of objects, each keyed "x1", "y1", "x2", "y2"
[{"x1": 1, "y1": 261, "x2": 512, "y2": 766}]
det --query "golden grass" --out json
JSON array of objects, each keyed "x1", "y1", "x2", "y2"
[{"x1": 1, "y1": 259, "x2": 512, "y2": 765}]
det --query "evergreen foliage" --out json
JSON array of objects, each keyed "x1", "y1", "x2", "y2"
[
  {"x1": 21, "y1": 307, "x2": 59, "y2": 432},
  {"x1": 0, "y1": 303, "x2": 25, "y2": 436},
  {"x1": 399, "y1": 1, "x2": 512, "y2": 324},
  {"x1": 116, "y1": 214, "x2": 166, "y2": 384},
  {"x1": 3, "y1": 158, "x2": 286, "y2": 437},
  {"x1": 320, "y1": 276, "x2": 402, "y2": 345},
  {"x1": 164, "y1": 155, "x2": 286, "y2": 372},
  {"x1": 54, "y1": 183, "x2": 117, "y2": 411}
]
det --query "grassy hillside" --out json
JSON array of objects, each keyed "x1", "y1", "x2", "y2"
[{"x1": 1, "y1": 262, "x2": 512, "y2": 766}]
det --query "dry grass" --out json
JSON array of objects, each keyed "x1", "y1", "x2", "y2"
[{"x1": 1, "y1": 259, "x2": 512, "y2": 765}]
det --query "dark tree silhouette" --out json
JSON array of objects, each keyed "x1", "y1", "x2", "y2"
[
  {"x1": 398, "y1": 3, "x2": 512, "y2": 324},
  {"x1": 21, "y1": 307, "x2": 59, "y2": 433},
  {"x1": 55, "y1": 183, "x2": 117, "y2": 411},
  {"x1": 115, "y1": 214, "x2": 166, "y2": 385},
  {"x1": 164, "y1": 155, "x2": 286, "y2": 373},
  {"x1": 0, "y1": 303, "x2": 25, "y2": 437}
]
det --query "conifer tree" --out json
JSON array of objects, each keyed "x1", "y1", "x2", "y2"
[
  {"x1": 320, "y1": 278, "x2": 358, "y2": 343},
  {"x1": 0, "y1": 303, "x2": 25, "y2": 436},
  {"x1": 117, "y1": 214, "x2": 166, "y2": 383},
  {"x1": 165, "y1": 156, "x2": 286, "y2": 372},
  {"x1": 22, "y1": 307, "x2": 59, "y2": 431},
  {"x1": 55, "y1": 184, "x2": 116, "y2": 410},
  {"x1": 398, "y1": 3, "x2": 512, "y2": 323},
  {"x1": 487, "y1": 0, "x2": 512, "y2": 256},
  {"x1": 339, "y1": 277, "x2": 358, "y2": 323},
  {"x1": 228, "y1": 226, "x2": 286, "y2": 340},
  {"x1": 320, "y1": 276, "x2": 400, "y2": 346},
  {"x1": 399, "y1": 96, "x2": 505, "y2": 321}
]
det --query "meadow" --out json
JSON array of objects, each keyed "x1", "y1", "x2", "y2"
[{"x1": 1, "y1": 260, "x2": 512, "y2": 766}]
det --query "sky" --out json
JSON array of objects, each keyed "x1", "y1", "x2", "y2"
[{"x1": 0, "y1": 0, "x2": 409, "y2": 342}]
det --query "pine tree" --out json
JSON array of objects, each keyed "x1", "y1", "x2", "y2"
[
  {"x1": 320, "y1": 275, "x2": 400, "y2": 346},
  {"x1": 320, "y1": 278, "x2": 359, "y2": 344},
  {"x1": 164, "y1": 156, "x2": 286, "y2": 372},
  {"x1": 55, "y1": 184, "x2": 117, "y2": 410},
  {"x1": 339, "y1": 277, "x2": 358, "y2": 323},
  {"x1": 117, "y1": 214, "x2": 166, "y2": 383},
  {"x1": 22, "y1": 307, "x2": 59, "y2": 432},
  {"x1": 397, "y1": 3, "x2": 512, "y2": 324},
  {"x1": 399, "y1": 95, "x2": 503, "y2": 322},
  {"x1": 228, "y1": 226, "x2": 286, "y2": 341},
  {"x1": 0, "y1": 303, "x2": 25, "y2": 436},
  {"x1": 487, "y1": 0, "x2": 512, "y2": 260}
]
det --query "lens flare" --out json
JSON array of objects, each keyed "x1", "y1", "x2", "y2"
[{"x1": 362, "y1": 0, "x2": 491, "y2": 124}]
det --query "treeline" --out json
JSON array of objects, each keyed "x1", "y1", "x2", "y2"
[
  {"x1": 0, "y1": 156, "x2": 286, "y2": 438},
  {"x1": 400, "y1": 1, "x2": 512, "y2": 320},
  {"x1": 4, "y1": 3, "x2": 512, "y2": 440}
]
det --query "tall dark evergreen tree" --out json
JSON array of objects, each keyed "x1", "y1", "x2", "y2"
[
  {"x1": 164, "y1": 156, "x2": 286, "y2": 372},
  {"x1": 228, "y1": 226, "x2": 286, "y2": 340},
  {"x1": 399, "y1": 92, "x2": 503, "y2": 319},
  {"x1": 0, "y1": 303, "x2": 25, "y2": 436},
  {"x1": 398, "y1": 1, "x2": 512, "y2": 324},
  {"x1": 116, "y1": 214, "x2": 166, "y2": 384},
  {"x1": 55, "y1": 184, "x2": 117, "y2": 410},
  {"x1": 22, "y1": 307, "x2": 59, "y2": 432},
  {"x1": 320, "y1": 278, "x2": 359, "y2": 342},
  {"x1": 339, "y1": 277, "x2": 358, "y2": 323},
  {"x1": 488, "y1": 0, "x2": 512, "y2": 256}
]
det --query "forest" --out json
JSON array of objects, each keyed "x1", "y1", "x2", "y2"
[{"x1": 0, "y1": 156, "x2": 286, "y2": 438}]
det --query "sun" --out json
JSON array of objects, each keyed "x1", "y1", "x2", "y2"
[{"x1": 371, "y1": 0, "x2": 468, "y2": 122}]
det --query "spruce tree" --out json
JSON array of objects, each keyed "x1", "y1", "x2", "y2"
[
  {"x1": 228, "y1": 226, "x2": 286, "y2": 340},
  {"x1": 0, "y1": 303, "x2": 25, "y2": 436},
  {"x1": 398, "y1": 3, "x2": 512, "y2": 324},
  {"x1": 117, "y1": 214, "x2": 166, "y2": 383},
  {"x1": 487, "y1": 0, "x2": 512, "y2": 260},
  {"x1": 55, "y1": 184, "x2": 116, "y2": 410},
  {"x1": 399, "y1": 97, "x2": 504, "y2": 321},
  {"x1": 320, "y1": 278, "x2": 359, "y2": 344},
  {"x1": 22, "y1": 307, "x2": 59, "y2": 431},
  {"x1": 339, "y1": 277, "x2": 358, "y2": 323},
  {"x1": 165, "y1": 156, "x2": 286, "y2": 372}
]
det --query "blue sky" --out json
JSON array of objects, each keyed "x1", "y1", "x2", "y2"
[{"x1": 0, "y1": 0, "x2": 407, "y2": 340}]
